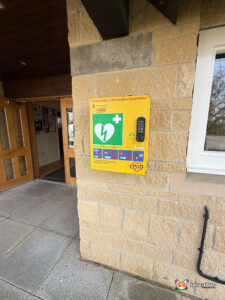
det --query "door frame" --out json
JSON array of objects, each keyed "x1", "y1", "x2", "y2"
[
  {"x1": 25, "y1": 96, "x2": 76, "y2": 185},
  {"x1": 60, "y1": 97, "x2": 76, "y2": 185},
  {"x1": 26, "y1": 102, "x2": 40, "y2": 178}
]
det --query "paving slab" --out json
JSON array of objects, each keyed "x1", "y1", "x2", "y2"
[
  {"x1": 0, "y1": 193, "x2": 39, "y2": 217},
  {"x1": 0, "y1": 216, "x2": 5, "y2": 223},
  {"x1": 1, "y1": 180, "x2": 70, "y2": 199},
  {"x1": 41, "y1": 201, "x2": 79, "y2": 237},
  {"x1": 0, "y1": 181, "x2": 44, "y2": 198},
  {"x1": 37, "y1": 239, "x2": 113, "y2": 300},
  {"x1": 11, "y1": 181, "x2": 60, "y2": 197},
  {"x1": 108, "y1": 272, "x2": 183, "y2": 300},
  {"x1": 0, "y1": 181, "x2": 76, "y2": 216},
  {"x1": 9, "y1": 196, "x2": 65, "y2": 226},
  {"x1": 0, "y1": 219, "x2": 34, "y2": 256},
  {"x1": 0, "y1": 228, "x2": 72, "y2": 293},
  {"x1": 0, "y1": 279, "x2": 40, "y2": 300},
  {"x1": 45, "y1": 184, "x2": 77, "y2": 201}
]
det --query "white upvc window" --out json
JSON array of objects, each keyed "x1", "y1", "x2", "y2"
[{"x1": 187, "y1": 27, "x2": 225, "y2": 175}]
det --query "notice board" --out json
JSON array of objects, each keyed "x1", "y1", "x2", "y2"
[{"x1": 90, "y1": 95, "x2": 150, "y2": 175}]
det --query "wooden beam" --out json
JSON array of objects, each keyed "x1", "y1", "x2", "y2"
[
  {"x1": 148, "y1": 0, "x2": 180, "y2": 24},
  {"x1": 11, "y1": 96, "x2": 70, "y2": 102},
  {"x1": 3, "y1": 74, "x2": 72, "y2": 98},
  {"x1": 80, "y1": 0, "x2": 129, "y2": 40}
]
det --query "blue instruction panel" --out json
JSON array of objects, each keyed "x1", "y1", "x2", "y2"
[
  {"x1": 103, "y1": 149, "x2": 118, "y2": 160},
  {"x1": 93, "y1": 148, "x2": 102, "y2": 159},
  {"x1": 119, "y1": 150, "x2": 132, "y2": 161},
  {"x1": 133, "y1": 151, "x2": 144, "y2": 162}
]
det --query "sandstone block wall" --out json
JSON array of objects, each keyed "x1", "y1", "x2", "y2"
[{"x1": 67, "y1": 0, "x2": 225, "y2": 299}]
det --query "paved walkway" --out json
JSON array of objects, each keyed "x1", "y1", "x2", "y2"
[{"x1": 0, "y1": 181, "x2": 199, "y2": 300}]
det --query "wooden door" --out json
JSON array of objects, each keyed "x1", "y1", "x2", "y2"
[
  {"x1": 60, "y1": 98, "x2": 76, "y2": 185},
  {"x1": 0, "y1": 99, "x2": 34, "y2": 190}
]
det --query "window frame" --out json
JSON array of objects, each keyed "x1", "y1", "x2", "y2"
[{"x1": 187, "y1": 27, "x2": 225, "y2": 176}]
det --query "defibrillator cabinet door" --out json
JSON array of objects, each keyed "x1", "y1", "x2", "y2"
[{"x1": 90, "y1": 95, "x2": 150, "y2": 175}]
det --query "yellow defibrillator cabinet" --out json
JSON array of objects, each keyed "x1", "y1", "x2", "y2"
[{"x1": 90, "y1": 95, "x2": 150, "y2": 175}]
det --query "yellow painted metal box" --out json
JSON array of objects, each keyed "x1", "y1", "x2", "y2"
[{"x1": 90, "y1": 95, "x2": 150, "y2": 175}]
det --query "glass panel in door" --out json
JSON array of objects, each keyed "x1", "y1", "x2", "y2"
[
  {"x1": 67, "y1": 108, "x2": 75, "y2": 149},
  {"x1": 0, "y1": 108, "x2": 10, "y2": 150},
  {"x1": 14, "y1": 109, "x2": 24, "y2": 148},
  {"x1": 4, "y1": 158, "x2": 14, "y2": 180}
]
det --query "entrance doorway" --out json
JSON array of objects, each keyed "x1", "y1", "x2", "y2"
[
  {"x1": 0, "y1": 97, "x2": 76, "y2": 191},
  {"x1": 32, "y1": 100, "x2": 65, "y2": 182}
]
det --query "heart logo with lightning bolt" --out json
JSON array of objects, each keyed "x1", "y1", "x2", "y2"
[{"x1": 94, "y1": 123, "x2": 115, "y2": 143}]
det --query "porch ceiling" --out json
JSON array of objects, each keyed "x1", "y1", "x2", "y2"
[
  {"x1": 0, "y1": 0, "x2": 182, "y2": 84},
  {"x1": 0, "y1": 0, "x2": 70, "y2": 82}
]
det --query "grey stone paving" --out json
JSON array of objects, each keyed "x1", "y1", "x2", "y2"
[
  {"x1": 0, "y1": 181, "x2": 202, "y2": 300},
  {"x1": 0, "y1": 229, "x2": 72, "y2": 293},
  {"x1": 40, "y1": 201, "x2": 79, "y2": 238},
  {"x1": 0, "y1": 217, "x2": 6, "y2": 223},
  {"x1": 9, "y1": 197, "x2": 63, "y2": 226},
  {"x1": 0, "y1": 219, "x2": 34, "y2": 257},
  {"x1": 0, "y1": 280, "x2": 39, "y2": 300},
  {"x1": 108, "y1": 272, "x2": 182, "y2": 300},
  {"x1": 37, "y1": 240, "x2": 113, "y2": 300},
  {"x1": 0, "y1": 193, "x2": 34, "y2": 217}
]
